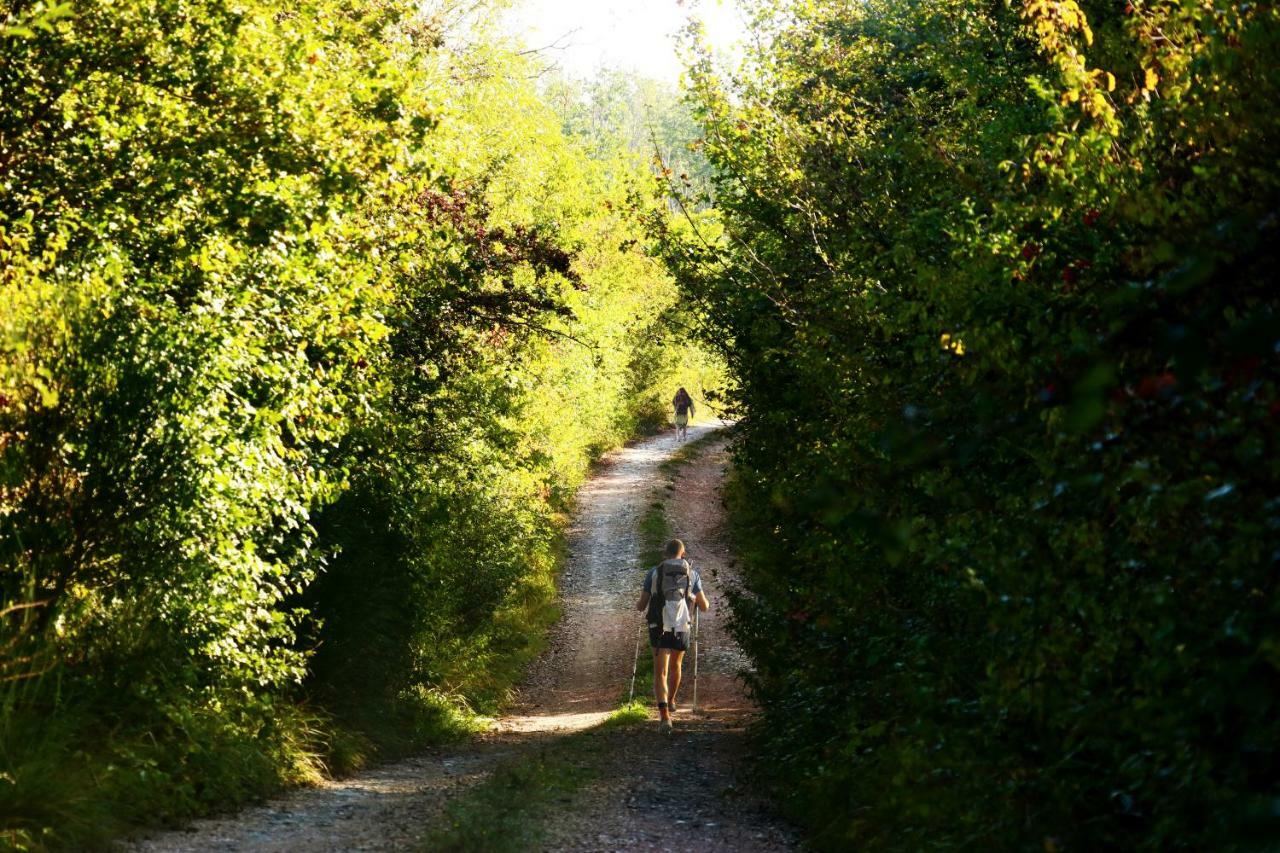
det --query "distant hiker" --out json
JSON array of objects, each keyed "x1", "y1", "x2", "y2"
[
  {"x1": 673, "y1": 387, "x2": 695, "y2": 440},
  {"x1": 636, "y1": 538, "x2": 709, "y2": 732}
]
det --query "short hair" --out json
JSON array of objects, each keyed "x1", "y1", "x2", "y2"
[{"x1": 664, "y1": 539, "x2": 685, "y2": 558}]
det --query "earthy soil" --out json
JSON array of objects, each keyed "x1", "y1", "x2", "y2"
[{"x1": 126, "y1": 424, "x2": 793, "y2": 852}]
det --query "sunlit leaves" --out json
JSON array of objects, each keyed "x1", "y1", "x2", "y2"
[
  {"x1": 0, "y1": 0, "x2": 450, "y2": 784},
  {"x1": 3, "y1": 2, "x2": 725, "y2": 843},
  {"x1": 0, "y1": 2, "x2": 72, "y2": 38}
]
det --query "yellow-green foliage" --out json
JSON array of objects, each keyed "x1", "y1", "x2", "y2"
[
  {"x1": 0, "y1": 1, "x2": 721, "y2": 848},
  {"x1": 303, "y1": 36, "x2": 723, "y2": 731}
]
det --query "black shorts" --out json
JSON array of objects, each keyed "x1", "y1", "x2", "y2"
[{"x1": 649, "y1": 626, "x2": 690, "y2": 652}]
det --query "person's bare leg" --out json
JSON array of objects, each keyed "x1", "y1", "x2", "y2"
[
  {"x1": 652, "y1": 649, "x2": 669, "y2": 715},
  {"x1": 667, "y1": 650, "x2": 685, "y2": 710}
]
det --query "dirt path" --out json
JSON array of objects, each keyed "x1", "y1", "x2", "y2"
[
  {"x1": 537, "y1": 432, "x2": 794, "y2": 852},
  {"x1": 128, "y1": 424, "x2": 793, "y2": 852},
  {"x1": 510, "y1": 422, "x2": 727, "y2": 721}
]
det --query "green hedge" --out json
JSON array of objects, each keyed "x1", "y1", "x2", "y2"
[{"x1": 662, "y1": 0, "x2": 1280, "y2": 848}]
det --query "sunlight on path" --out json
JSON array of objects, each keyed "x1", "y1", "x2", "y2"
[{"x1": 492, "y1": 710, "x2": 614, "y2": 734}]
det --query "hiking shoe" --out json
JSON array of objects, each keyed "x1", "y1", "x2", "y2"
[{"x1": 660, "y1": 717, "x2": 674, "y2": 734}]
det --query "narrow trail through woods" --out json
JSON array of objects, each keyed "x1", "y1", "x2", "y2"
[{"x1": 130, "y1": 424, "x2": 793, "y2": 852}]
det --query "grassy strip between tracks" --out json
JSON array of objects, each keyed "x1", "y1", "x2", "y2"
[{"x1": 417, "y1": 706, "x2": 647, "y2": 853}]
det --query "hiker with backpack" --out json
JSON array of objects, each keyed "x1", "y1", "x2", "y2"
[
  {"x1": 636, "y1": 538, "x2": 710, "y2": 732},
  {"x1": 673, "y1": 388, "x2": 695, "y2": 440}
]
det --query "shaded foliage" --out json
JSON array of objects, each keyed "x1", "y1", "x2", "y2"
[{"x1": 661, "y1": 0, "x2": 1280, "y2": 848}]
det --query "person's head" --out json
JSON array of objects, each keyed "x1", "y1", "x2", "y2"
[
  {"x1": 676, "y1": 387, "x2": 688, "y2": 398},
  {"x1": 663, "y1": 538, "x2": 685, "y2": 559}
]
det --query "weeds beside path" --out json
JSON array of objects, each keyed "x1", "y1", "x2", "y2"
[{"x1": 129, "y1": 424, "x2": 794, "y2": 852}]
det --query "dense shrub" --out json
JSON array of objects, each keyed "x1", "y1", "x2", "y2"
[
  {"x1": 302, "y1": 68, "x2": 724, "y2": 728},
  {"x1": 2, "y1": 7, "x2": 418, "y2": 841},
  {"x1": 0, "y1": 1, "x2": 719, "y2": 847},
  {"x1": 662, "y1": 0, "x2": 1280, "y2": 848}
]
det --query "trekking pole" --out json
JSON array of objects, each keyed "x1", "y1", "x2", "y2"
[
  {"x1": 628, "y1": 622, "x2": 644, "y2": 704},
  {"x1": 691, "y1": 608, "x2": 700, "y2": 713}
]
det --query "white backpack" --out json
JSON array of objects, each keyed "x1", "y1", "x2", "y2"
[{"x1": 647, "y1": 558, "x2": 692, "y2": 634}]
